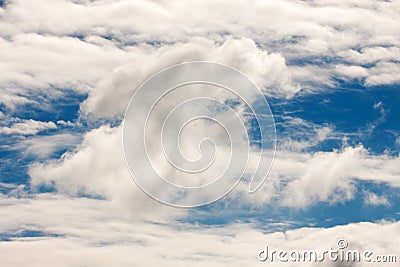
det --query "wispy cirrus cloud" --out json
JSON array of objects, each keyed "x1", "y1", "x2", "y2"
[{"x1": 0, "y1": 119, "x2": 56, "y2": 135}]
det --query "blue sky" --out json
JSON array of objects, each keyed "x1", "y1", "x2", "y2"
[{"x1": 0, "y1": 0, "x2": 399, "y2": 266}]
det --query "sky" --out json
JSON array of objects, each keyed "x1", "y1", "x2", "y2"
[{"x1": 0, "y1": 0, "x2": 399, "y2": 266}]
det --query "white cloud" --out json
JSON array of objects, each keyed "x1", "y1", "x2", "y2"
[
  {"x1": 366, "y1": 101, "x2": 387, "y2": 135},
  {"x1": 335, "y1": 64, "x2": 369, "y2": 79},
  {"x1": 366, "y1": 62, "x2": 400, "y2": 86},
  {"x1": 0, "y1": 119, "x2": 56, "y2": 135},
  {"x1": 363, "y1": 191, "x2": 390, "y2": 207},
  {"x1": 15, "y1": 133, "x2": 81, "y2": 159},
  {"x1": 2, "y1": 0, "x2": 398, "y2": 48},
  {"x1": 373, "y1": 101, "x2": 383, "y2": 110},
  {"x1": 0, "y1": 193, "x2": 398, "y2": 267},
  {"x1": 288, "y1": 65, "x2": 336, "y2": 90},
  {"x1": 338, "y1": 46, "x2": 400, "y2": 65},
  {"x1": 0, "y1": 87, "x2": 33, "y2": 110},
  {"x1": 56, "y1": 120, "x2": 75, "y2": 127},
  {"x1": 29, "y1": 123, "x2": 400, "y2": 209},
  {"x1": 277, "y1": 117, "x2": 335, "y2": 152},
  {"x1": 278, "y1": 146, "x2": 400, "y2": 208},
  {"x1": 80, "y1": 37, "x2": 295, "y2": 118},
  {"x1": 0, "y1": 33, "x2": 133, "y2": 91},
  {"x1": 29, "y1": 125, "x2": 185, "y2": 219},
  {"x1": 0, "y1": 0, "x2": 399, "y2": 111},
  {"x1": 0, "y1": 35, "x2": 295, "y2": 115},
  {"x1": 1, "y1": 1, "x2": 399, "y2": 263}
]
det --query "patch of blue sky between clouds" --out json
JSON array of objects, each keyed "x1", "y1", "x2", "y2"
[
  {"x1": 271, "y1": 82, "x2": 400, "y2": 155},
  {"x1": 0, "y1": 229, "x2": 63, "y2": 242},
  {"x1": 0, "y1": 89, "x2": 87, "y2": 193}
]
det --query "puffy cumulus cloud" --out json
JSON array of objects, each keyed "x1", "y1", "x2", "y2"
[
  {"x1": 234, "y1": 144, "x2": 400, "y2": 208},
  {"x1": 26, "y1": 120, "x2": 257, "y2": 207},
  {"x1": 278, "y1": 146, "x2": 399, "y2": 208},
  {"x1": 29, "y1": 112, "x2": 273, "y2": 208},
  {"x1": 28, "y1": 127, "x2": 122, "y2": 193},
  {"x1": 0, "y1": 36, "x2": 293, "y2": 113},
  {"x1": 0, "y1": 119, "x2": 56, "y2": 135},
  {"x1": 29, "y1": 121, "x2": 400, "y2": 210},
  {"x1": 28, "y1": 125, "x2": 184, "y2": 219},
  {"x1": 0, "y1": 194, "x2": 398, "y2": 267},
  {"x1": 80, "y1": 37, "x2": 295, "y2": 118}
]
